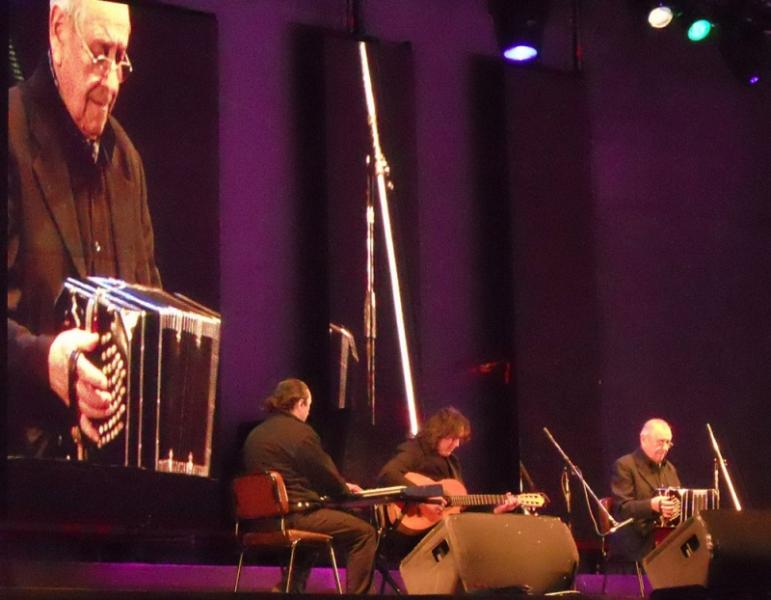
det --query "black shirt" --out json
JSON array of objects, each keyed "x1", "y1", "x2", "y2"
[
  {"x1": 242, "y1": 412, "x2": 349, "y2": 505},
  {"x1": 41, "y1": 55, "x2": 120, "y2": 278},
  {"x1": 378, "y1": 438, "x2": 463, "y2": 487}
]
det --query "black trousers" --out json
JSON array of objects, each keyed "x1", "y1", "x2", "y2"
[{"x1": 286, "y1": 508, "x2": 377, "y2": 594}]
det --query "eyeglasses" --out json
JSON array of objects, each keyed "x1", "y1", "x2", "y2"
[
  {"x1": 654, "y1": 439, "x2": 674, "y2": 449},
  {"x1": 73, "y1": 17, "x2": 133, "y2": 83}
]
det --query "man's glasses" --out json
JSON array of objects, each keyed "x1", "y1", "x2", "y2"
[
  {"x1": 73, "y1": 18, "x2": 132, "y2": 83},
  {"x1": 654, "y1": 439, "x2": 674, "y2": 449}
]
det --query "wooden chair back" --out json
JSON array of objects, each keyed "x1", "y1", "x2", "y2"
[
  {"x1": 230, "y1": 470, "x2": 343, "y2": 593},
  {"x1": 232, "y1": 471, "x2": 290, "y2": 520}
]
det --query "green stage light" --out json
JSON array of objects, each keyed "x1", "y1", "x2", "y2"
[{"x1": 687, "y1": 18, "x2": 713, "y2": 41}]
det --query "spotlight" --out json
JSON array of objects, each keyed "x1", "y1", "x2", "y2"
[
  {"x1": 679, "y1": 2, "x2": 717, "y2": 42},
  {"x1": 488, "y1": 0, "x2": 551, "y2": 63},
  {"x1": 687, "y1": 18, "x2": 713, "y2": 41},
  {"x1": 647, "y1": 4, "x2": 675, "y2": 29},
  {"x1": 504, "y1": 45, "x2": 539, "y2": 62}
]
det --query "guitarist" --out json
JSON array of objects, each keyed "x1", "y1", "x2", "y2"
[{"x1": 377, "y1": 407, "x2": 520, "y2": 558}]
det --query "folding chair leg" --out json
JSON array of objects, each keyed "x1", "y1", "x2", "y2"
[
  {"x1": 286, "y1": 540, "x2": 300, "y2": 593},
  {"x1": 234, "y1": 550, "x2": 245, "y2": 592},
  {"x1": 377, "y1": 562, "x2": 402, "y2": 595},
  {"x1": 327, "y1": 541, "x2": 343, "y2": 594},
  {"x1": 372, "y1": 506, "x2": 403, "y2": 595},
  {"x1": 635, "y1": 561, "x2": 645, "y2": 598}
]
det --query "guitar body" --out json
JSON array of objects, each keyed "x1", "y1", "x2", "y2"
[
  {"x1": 386, "y1": 472, "x2": 549, "y2": 535},
  {"x1": 387, "y1": 472, "x2": 466, "y2": 534}
]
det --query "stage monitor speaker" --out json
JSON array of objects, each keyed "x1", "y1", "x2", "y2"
[
  {"x1": 399, "y1": 513, "x2": 578, "y2": 595},
  {"x1": 643, "y1": 510, "x2": 771, "y2": 591}
]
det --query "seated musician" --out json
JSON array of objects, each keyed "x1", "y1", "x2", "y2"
[
  {"x1": 241, "y1": 378, "x2": 377, "y2": 594},
  {"x1": 609, "y1": 418, "x2": 681, "y2": 564},
  {"x1": 376, "y1": 406, "x2": 520, "y2": 558}
]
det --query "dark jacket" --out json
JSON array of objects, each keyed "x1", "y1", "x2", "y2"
[
  {"x1": 7, "y1": 60, "x2": 160, "y2": 456},
  {"x1": 609, "y1": 447, "x2": 680, "y2": 561},
  {"x1": 242, "y1": 412, "x2": 350, "y2": 506},
  {"x1": 378, "y1": 438, "x2": 463, "y2": 487}
]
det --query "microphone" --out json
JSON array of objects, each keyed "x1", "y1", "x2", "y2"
[
  {"x1": 607, "y1": 517, "x2": 634, "y2": 534},
  {"x1": 561, "y1": 467, "x2": 571, "y2": 510}
]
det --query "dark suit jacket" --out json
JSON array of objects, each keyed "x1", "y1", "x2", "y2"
[
  {"x1": 7, "y1": 61, "x2": 161, "y2": 456},
  {"x1": 376, "y1": 437, "x2": 465, "y2": 560},
  {"x1": 609, "y1": 447, "x2": 680, "y2": 562},
  {"x1": 242, "y1": 412, "x2": 350, "y2": 506}
]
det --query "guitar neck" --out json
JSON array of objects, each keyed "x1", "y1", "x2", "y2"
[{"x1": 445, "y1": 494, "x2": 508, "y2": 507}]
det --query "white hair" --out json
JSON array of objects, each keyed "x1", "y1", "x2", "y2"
[
  {"x1": 50, "y1": 0, "x2": 84, "y2": 25},
  {"x1": 51, "y1": 1, "x2": 130, "y2": 22},
  {"x1": 51, "y1": 0, "x2": 77, "y2": 11},
  {"x1": 641, "y1": 418, "x2": 671, "y2": 437}
]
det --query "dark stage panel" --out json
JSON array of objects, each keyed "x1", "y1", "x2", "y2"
[
  {"x1": 2, "y1": 458, "x2": 230, "y2": 565},
  {"x1": 3, "y1": 458, "x2": 226, "y2": 529}
]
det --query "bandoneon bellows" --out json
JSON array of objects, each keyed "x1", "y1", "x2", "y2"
[
  {"x1": 655, "y1": 487, "x2": 720, "y2": 528},
  {"x1": 56, "y1": 277, "x2": 220, "y2": 477}
]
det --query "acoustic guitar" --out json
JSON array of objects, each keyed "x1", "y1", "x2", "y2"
[{"x1": 386, "y1": 471, "x2": 549, "y2": 534}]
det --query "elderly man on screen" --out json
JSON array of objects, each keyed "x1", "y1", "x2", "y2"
[{"x1": 8, "y1": 0, "x2": 160, "y2": 458}]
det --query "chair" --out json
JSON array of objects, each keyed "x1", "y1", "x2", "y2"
[
  {"x1": 598, "y1": 496, "x2": 645, "y2": 598},
  {"x1": 232, "y1": 471, "x2": 343, "y2": 593},
  {"x1": 371, "y1": 503, "x2": 404, "y2": 595}
]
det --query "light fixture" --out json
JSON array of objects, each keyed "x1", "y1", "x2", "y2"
[
  {"x1": 648, "y1": 3, "x2": 676, "y2": 29},
  {"x1": 679, "y1": 2, "x2": 717, "y2": 42},
  {"x1": 637, "y1": 0, "x2": 770, "y2": 87},
  {"x1": 488, "y1": 0, "x2": 551, "y2": 63},
  {"x1": 687, "y1": 18, "x2": 713, "y2": 41},
  {"x1": 504, "y1": 45, "x2": 539, "y2": 62}
]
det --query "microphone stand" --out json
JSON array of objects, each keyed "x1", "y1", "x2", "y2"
[
  {"x1": 358, "y1": 41, "x2": 419, "y2": 435},
  {"x1": 543, "y1": 427, "x2": 633, "y2": 535},
  {"x1": 363, "y1": 156, "x2": 377, "y2": 425},
  {"x1": 706, "y1": 423, "x2": 742, "y2": 511},
  {"x1": 519, "y1": 460, "x2": 537, "y2": 493}
]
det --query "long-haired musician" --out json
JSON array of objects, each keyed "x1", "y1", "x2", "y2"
[
  {"x1": 241, "y1": 378, "x2": 377, "y2": 594},
  {"x1": 376, "y1": 406, "x2": 520, "y2": 558}
]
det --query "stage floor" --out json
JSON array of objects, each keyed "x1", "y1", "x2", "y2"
[{"x1": 1, "y1": 561, "x2": 650, "y2": 598}]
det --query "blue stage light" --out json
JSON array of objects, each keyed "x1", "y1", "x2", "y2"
[{"x1": 503, "y1": 45, "x2": 539, "y2": 62}]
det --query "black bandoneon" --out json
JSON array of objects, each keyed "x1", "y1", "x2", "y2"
[{"x1": 56, "y1": 277, "x2": 220, "y2": 477}]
